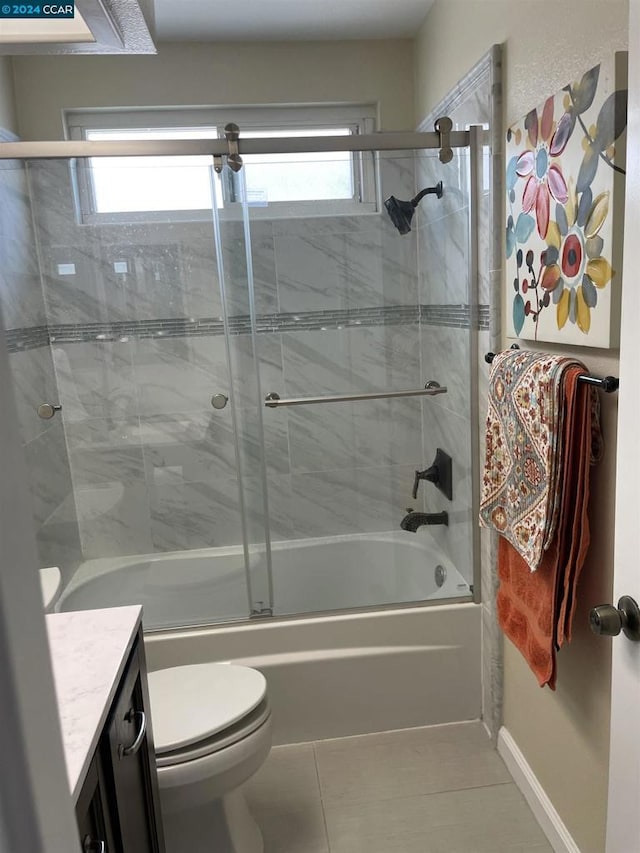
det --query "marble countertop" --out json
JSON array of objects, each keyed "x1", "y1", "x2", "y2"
[{"x1": 46, "y1": 605, "x2": 142, "y2": 802}]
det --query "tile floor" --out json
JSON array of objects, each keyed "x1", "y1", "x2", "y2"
[{"x1": 243, "y1": 721, "x2": 553, "y2": 853}]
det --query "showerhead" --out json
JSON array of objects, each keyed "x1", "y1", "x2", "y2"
[{"x1": 384, "y1": 181, "x2": 443, "y2": 235}]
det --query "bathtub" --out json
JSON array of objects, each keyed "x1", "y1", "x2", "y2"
[
  {"x1": 59, "y1": 531, "x2": 481, "y2": 743},
  {"x1": 146, "y1": 603, "x2": 481, "y2": 744},
  {"x1": 58, "y1": 531, "x2": 472, "y2": 629}
]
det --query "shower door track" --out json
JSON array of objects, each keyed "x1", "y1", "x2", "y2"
[
  {"x1": 146, "y1": 593, "x2": 476, "y2": 636},
  {"x1": 0, "y1": 130, "x2": 480, "y2": 160}
]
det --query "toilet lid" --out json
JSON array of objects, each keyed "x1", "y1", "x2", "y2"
[{"x1": 147, "y1": 663, "x2": 267, "y2": 754}]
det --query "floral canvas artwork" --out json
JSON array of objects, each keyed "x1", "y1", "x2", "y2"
[{"x1": 506, "y1": 56, "x2": 627, "y2": 347}]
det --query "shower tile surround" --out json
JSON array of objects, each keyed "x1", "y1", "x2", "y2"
[{"x1": 13, "y1": 142, "x2": 482, "y2": 594}]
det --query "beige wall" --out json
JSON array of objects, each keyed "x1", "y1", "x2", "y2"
[
  {"x1": 11, "y1": 39, "x2": 415, "y2": 139},
  {"x1": 0, "y1": 56, "x2": 17, "y2": 132},
  {"x1": 415, "y1": 0, "x2": 627, "y2": 125},
  {"x1": 416, "y1": 2, "x2": 627, "y2": 851},
  {"x1": 414, "y1": 0, "x2": 508, "y2": 120}
]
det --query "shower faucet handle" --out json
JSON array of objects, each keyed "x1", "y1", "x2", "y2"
[
  {"x1": 412, "y1": 449, "x2": 453, "y2": 502},
  {"x1": 412, "y1": 466, "x2": 438, "y2": 500}
]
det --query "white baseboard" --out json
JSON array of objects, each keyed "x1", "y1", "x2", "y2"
[{"x1": 497, "y1": 727, "x2": 580, "y2": 853}]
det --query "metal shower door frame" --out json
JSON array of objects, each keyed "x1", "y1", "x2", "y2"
[
  {"x1": 210, "y1": 161, "x2": 276, "y2": 619},
  {"x1": 0, "y1": 129, "x2": 475, "y2": 161}
]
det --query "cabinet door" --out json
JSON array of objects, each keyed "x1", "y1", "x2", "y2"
[
  {"x1": 76, "y1": 753, "x2": 117, "y2": 853},
  {"x1": 103, "y1": 633, "x2": 165, "y2": 853}
]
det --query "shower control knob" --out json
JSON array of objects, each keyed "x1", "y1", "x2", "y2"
[
  {"x1": 211, "y1": 393, "x2": 229, "y2": 410},
  {"x1": 589, "y1": 596, "x2": 640, "y2": 641}
]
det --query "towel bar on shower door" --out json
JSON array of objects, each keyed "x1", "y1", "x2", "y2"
[{"x1": 264, "y1": 382, "x2": 448, "y2": 408}]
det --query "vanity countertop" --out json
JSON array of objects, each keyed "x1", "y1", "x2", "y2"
[{"x1": 46, "y1": 605, "x2": 143, "y2": 802}]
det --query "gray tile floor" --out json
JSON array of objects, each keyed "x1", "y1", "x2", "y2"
[{"x1": 243, "y1": 721, "x2": 553, "y2": 853}]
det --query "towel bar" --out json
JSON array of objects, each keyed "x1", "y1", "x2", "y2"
[
  {"x1": 264, "y1": 382, "x2": 448, "y2": 408},
  {"x1": 484, "y1": 346, "x2": 619, "y2": 393}
]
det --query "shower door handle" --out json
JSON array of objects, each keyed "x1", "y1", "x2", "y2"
[
  {"x1": 211, "y1": 393, "x2": 229, "y2": 410},
  {"x1": 37, "y1": 403, "x2": 62, "y2": 419},
  {"x1": 264, "y1": 382, "x2": 447, "y2": 408}
]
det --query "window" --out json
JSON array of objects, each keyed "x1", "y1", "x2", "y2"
[
  {"x1": 66, "y1": 105, "x2": 378, "y2": 223},
  {"x1": 82, "y1": 127, "x2": 223, "y2": 214}
]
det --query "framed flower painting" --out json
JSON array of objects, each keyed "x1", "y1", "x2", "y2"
[{"x1": 506, "y1": 53, "x2": 628, "y2": 347}]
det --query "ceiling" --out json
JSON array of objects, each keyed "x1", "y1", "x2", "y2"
[
  {"x1": 153, "y1": 0, "x2": 434, "y2": 41},
  {"x1": 0, "y1": 0, "x2": 156, "y2": 55}
]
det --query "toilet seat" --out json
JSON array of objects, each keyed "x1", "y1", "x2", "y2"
[
  {"x1": 148, "y1": 663, "x2": 269, "y2": 768},
  {"x1": 155, "y1": 698, "x2": 271, "y2": 767}
]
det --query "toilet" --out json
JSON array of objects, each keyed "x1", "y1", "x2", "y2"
[
  {"x1": 40, "y1": 566, "x2": 62, "y2": 613},
  {"x1": 147, "y1": 663, "x2": 272, "y2": 853}
]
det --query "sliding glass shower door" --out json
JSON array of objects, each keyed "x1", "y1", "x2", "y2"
[
  {"x1": 4, "y1": 127, "x2": 477, "y2": 629},
  {"x1": 223, "y1": 145, "x2": 474, "y2": 617},
  {"x1": 21, "y1": 156, "x2": 270, "y2": 628}
]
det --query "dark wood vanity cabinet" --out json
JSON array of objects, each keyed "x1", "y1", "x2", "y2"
[
  {"x1": 75, "y1": 629, "x2": 166, "y2": 853},
  {"x1": 76, "y1": 753, "x2": 117, "y2": 853}
]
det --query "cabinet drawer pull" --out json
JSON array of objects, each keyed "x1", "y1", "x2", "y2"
[
  {"x1": 118, "y1": 710, "x2": 146, "y2": 759},
  {"x1": 82, "y1": 836, "x2": 106, "y2": 853}
]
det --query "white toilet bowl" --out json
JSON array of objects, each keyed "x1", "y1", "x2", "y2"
[{"x1": 147, "y1": 663, "x2": 272, "y2": 853}]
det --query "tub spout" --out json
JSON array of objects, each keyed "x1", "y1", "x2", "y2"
[{"x1": 400, "y1": 510, "x2": 449, "y2": 532}]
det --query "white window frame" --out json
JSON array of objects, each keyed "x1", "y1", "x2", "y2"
[{"x1": 65, "y1": 105, "x2": 380, "y2": 224}]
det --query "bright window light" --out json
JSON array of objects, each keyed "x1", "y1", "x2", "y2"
[
  {"x1": 241, "y1": 128, "x2": 354, "y2": 203},
  {"x1": 85, "y1": 127, "x2": 355, "y2": 214},
  {"x1": 85, "y1": 128, "x2": 223, "y2": 213},
  {"x1": 69, "y1": 106, "x2": 378, "y2": 221}
]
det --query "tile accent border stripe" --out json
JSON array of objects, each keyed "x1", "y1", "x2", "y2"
[
  {"x1": 4, "y1": 304, "x2": 490, "y2": 352},
  {"x1": 4, "y1": 325, "x2": 50, "y2": 352}
]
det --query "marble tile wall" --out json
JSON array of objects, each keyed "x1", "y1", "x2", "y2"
[{"x1": 0, "y1": 148, "x2": 82, "y2": 581}]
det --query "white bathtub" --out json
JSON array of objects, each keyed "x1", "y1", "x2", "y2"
[
  {"x1": 58, "y1": 531, "x2": 471, "y2": 630},
  {"x1": 58, "y1": 532, "x2": 480, "y2": 743}
]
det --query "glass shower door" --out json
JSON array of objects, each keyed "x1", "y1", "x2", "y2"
[
  {"x1": 225, "y1": 145, "x2": 474, "y2": 618},
  {"x1": 21, "y1": 155, "x2": 267, "y2": 628},
  {"x1": 211, "y1": 162, "x2": 274, "y2": 618}
]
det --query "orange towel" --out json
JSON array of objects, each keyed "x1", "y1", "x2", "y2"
[{"x1": 496, "y1": 367, "x2": 595, "y2": 688}]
